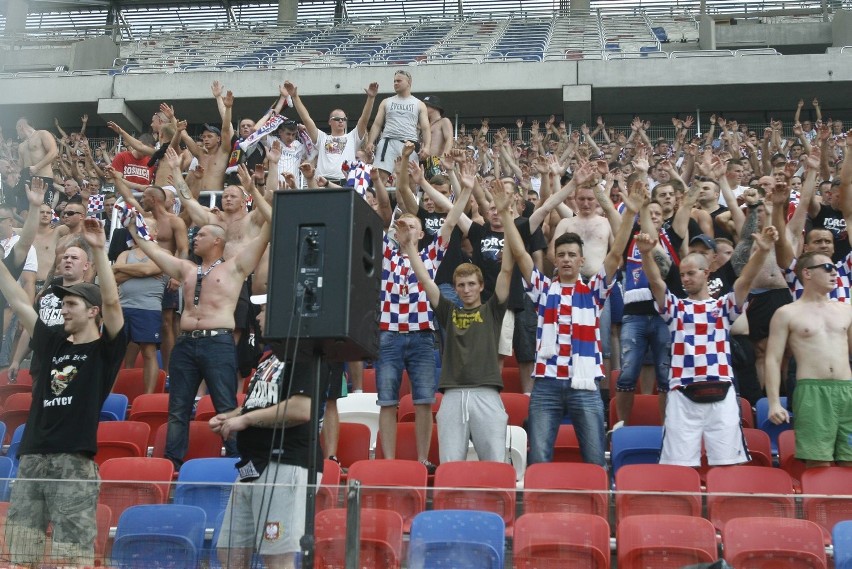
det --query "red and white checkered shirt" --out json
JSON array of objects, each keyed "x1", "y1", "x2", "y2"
[
  {"x1": 379, "y1": 233, "x2": 446, "y2": 332},
  {"x1": 784, "y1": 253, "x2": 852, "y2": 303},
  {"x1": 657, "y1": 290, "x2": 741, "y2": 388}
]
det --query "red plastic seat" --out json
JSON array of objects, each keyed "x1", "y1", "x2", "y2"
[
  {"x1": 0, "y1": 392, "x2": 31, "y2": 445},
  {"x1": 500, "y1": 392, "x2": 530, "y2": 427},
  {"x1": 739, "y1": 397, "x2": 755, "y2": 429},
  {"x1": 617, "y1": 514, "x2": 718, "y2": 569},
  {"x1": 326, "y1": 422, "x2": 371, "y2": 469},
  {"x1": 315, "y1": 508, "x2": 404, "y2": 569},
  {"x1": 95, "y1": 421, "x2": 151, "y2": 465},
  {"x1": 98, "y1": 457, "x2": 174, "y2": 527},
  {"x1": 433, "y1": 461, "x2": 517, "y2": 532},
  {"x1": 397, "y1": 393, "x2": 442, "y2": 423},
  {"x1": 523, "y1": 463, "x2": 609, "y2": 518},
  {"x1": 501, "y1": 367, "x2": 524, "y2": 393},
  {"x1": 375, "y1": 423, "x2": 440, "y2": 466},
  {"x1": 778, "y1": 430, "x2": 806, "y2": 488},
  {"x1": 0, "y1": 369, "x2": 33, "y2": 408},
  {"x1": 615, "y1": 464, "x2": 702, "y2": 523},
  {"x1": 128, "y1": 393, "x2": 170, "y2": 447},
  {"x1": 722, "y1": 517, "x2": 827, "y2": 569},
  {"x1": 152, "y1": 421, "x2": 224, "y2": 462},
  {"x1": 362, "y1": 368, "x2": 377, "y2": 393},
  {"x1": 502, "y1": 354, "x2": 519, "y2": 369},
  {"x1": 801, "y1": 466, "x2": 852, "y2": 536},
  {"x1": 347, "y1": 459, "x2": 427, "y2": 532},
  {"x1": 742, "y1": 427, "x2": 773, "y2": 467},
  {"x1": 112, "y1": 368, "x2": 166, "y2": 405},
  {"x1": 194, "y1": 393, "x2": 246, "y2": 423},
  {"x1": 608, "y1": 394, "x2": 662, "y2": 427},
  {"x1": 514, "y1": 512, "x2": 610, "y2": 569},
  {"x1": 316, "y1": 459, "x2": 341, "y2": 513},
  {"x1": 552, "y1": 424, "x2": 584, "y2": 463},
  {"x1": 706, "y1": 465, "x2": 796, "y2": 532}
]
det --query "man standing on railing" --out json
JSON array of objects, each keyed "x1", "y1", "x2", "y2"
[
  {"x1": 366, "y1": 70, "x2": 431, "y2": 198},
  {"x1": 3, "y1": 219, "x2": 126, "y2": 568},
  {"x1": 282, "y1": 79, "x2": 378, "y2": 186},
  {"x1": 16, "y1": 117, "x2": 58, "y2": 206}
]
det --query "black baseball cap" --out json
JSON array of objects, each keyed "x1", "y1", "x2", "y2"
[
  {"x1": 53, "y1": 282, "x2": 102, "y2": 307},
  {"x1": 202, "y1": 123, "x2": 221, "y2": 136},
  {"x1": 689, "y1": 234, "x2": 717, "y2": 251},
  {"x1": 422, "y1": 95, "x2": 444, "y2": 116}
]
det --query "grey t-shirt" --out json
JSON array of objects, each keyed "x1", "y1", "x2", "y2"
[
  {"x1": 382, "y1": 95, "x2": 420, "y2": 141},
  {"x1": 118, "y1": 249, "x2": 167, "y2": 311},
  {"x1": 434, "y1": 294, "x2": 507, "y2": 391}
]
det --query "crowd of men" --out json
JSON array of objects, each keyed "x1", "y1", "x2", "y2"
[{"x1": 0, "y1": 72, "x2": 850, "y2": 568}]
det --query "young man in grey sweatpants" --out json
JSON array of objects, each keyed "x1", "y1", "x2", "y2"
[{"x1": 396, "y1": 178, "x2": 514, "y2": 463}]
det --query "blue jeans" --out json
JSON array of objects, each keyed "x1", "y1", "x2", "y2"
[
  {"x1": 617, "y1": 313, "x2": 671, "y2": 392},
  {"x1": 376, "y1": 330, "x2": 437, "y2": 405},
  {"x1": 528, "y1": 377, "x2": 606, "y2": 467},
  {"x1": 166, "y1": 334, "x2": 238, "y2": 466}
]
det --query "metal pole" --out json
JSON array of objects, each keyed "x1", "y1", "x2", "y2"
[
  {"x1": 299, "y1": 348, "x2": 324, "y2": 569},
  {"x1": 344, "y1": 480, "x2": 362, "y2": 569}
]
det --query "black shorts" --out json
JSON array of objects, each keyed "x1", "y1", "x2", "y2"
[
  {"x1": 746, "y1": 288, "x2": 793, "y2": 341},
  {"x1": 512, "y1": 296, "x2": 538, "y2": 363},
  {"x1": 233, "y1": 280, "x2": 251, "y2": 330}
]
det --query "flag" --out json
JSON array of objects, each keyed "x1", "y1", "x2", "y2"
[
  {"x1": 114, "y1": 201, "x2": 154, "y2": 241},
  {"x1": 238, "y1": 114, "x2": 285, "y2": 152},
  {"x1": 87, "y1": 194, "x2": 105, "y2": 218},
  {"x1": 345, "y1": 161, "x2": 372, "y2": 198}
]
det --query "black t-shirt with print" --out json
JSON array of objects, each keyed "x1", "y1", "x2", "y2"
[
  {"x1": 812, "y1": 204, "x2": 850, "y2": 263},
  {"x1": 19, "y1": 319, "x2": 127, "y2": 458},
  {"x1": 236, "y1": 352, "x2": 331, "y2": 473}
]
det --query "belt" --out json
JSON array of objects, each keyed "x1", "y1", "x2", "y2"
[{"x1": 180, "y1": 328, "x2": 233, "y2": 338}]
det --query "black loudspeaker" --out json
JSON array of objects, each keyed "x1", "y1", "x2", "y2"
[{"x1": 266, "y1": 189, "x2": 382, "y2": 362}]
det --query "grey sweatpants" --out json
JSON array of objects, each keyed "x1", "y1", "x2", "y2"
[{"x1": 437, "y1": 387, "x2": 508, "y2": 463}]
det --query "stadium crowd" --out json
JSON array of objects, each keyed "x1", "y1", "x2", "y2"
[{"x1": 0, "y1": 69, "x2": 850, "y2": 567}]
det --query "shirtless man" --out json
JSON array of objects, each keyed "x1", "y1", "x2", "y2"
[
  {"x1": 112, "y1": 169, "x2": 189, "y2": 372},
  {"x1": 421, "y1": 95, "x2": 453, "y2": 179},
  {"x1": 765, "y1": 250, "x2": 852, "y2": 467},
  {"x1": 549, "y1": 186, "x2": 611, "y2": 279},
  {"x1": 181, "y1": 83, "x2": 235, "y2": 193},
  {"x1": 126, "y1": 214, "x2": 270, "y2": 468},
  {"x1": 16, "y1": 117, "x2": 58, "y2": 181}
]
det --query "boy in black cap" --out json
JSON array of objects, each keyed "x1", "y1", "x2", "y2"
[{"x1": 0, "y1": 218, "x2": 126, "y2": 567}]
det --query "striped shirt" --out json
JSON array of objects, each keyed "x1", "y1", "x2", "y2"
[{"x1": 379, "y1": 233, "x2": 446, "y2": 332}]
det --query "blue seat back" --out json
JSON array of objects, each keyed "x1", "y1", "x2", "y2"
[
  {"x1": 113, "y1": 504, "x2": 207, "y2": 568},
  {"x1": 173, "y1": 458, "x2": 238, "y2": 524},
  {"x1": 755, "y1": 396, "x2": 793, "y2": 453},
  {"x1": 834, "y1": 520, "x2": 852, "y2": 569},
  {"x1": 611, "y1": 426, "x2": 663, "y2": 474},
  {"x1": 101, "y1": 393, "x2": 129, "y2": 421},
  {"x1": 408, "y1": 510, "x2": 504, "y2": 569}
]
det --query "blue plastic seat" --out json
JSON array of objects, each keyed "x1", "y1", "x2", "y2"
[
  {"x1": 7, "y1": 424, "x2": 24, "y2": 477},
  {"x1": 610, "y1": 426, "x2": 663, "y2": 475},
  {"x1": 835, "y1": 520, "x2": 852, "y2": 569},
  {"x1": 173, "y1": 458, "x2": 239, "y2": 526},
  {"x1": 101, "y1": 393, "x2": 129, "y2": 421},
  {"x1": 111, "y1": 504, "x2": 207, "y2": 569},
  {"x1": 755, "y1": 396, "x2": 793, "y2": 454},
  {"x1": 408, "y1": 510, "x2": 505, "y2": 569},
  {"x1": 0, "y1": 456, "x2": 13, "y2": 501}
]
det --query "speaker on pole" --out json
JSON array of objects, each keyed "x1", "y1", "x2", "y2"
[{"x1": 265, "y1": 189, "x2": 382, "y2": 362}]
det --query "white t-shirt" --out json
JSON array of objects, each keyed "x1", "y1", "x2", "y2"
[
  {"x1": 316, "y1": 130, "x2": 363, "y2": 180},
  {"x1": 1, "y1": 234, "x2": 38, "y2": 274},
  {"x1": 276, "y1": 139, "x2": 306, "y2": 188}
]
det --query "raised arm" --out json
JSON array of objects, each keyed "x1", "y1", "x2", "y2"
[
  {"x1": 673, "y1": 182, "x2": 701, "y2": 244},
  {"x1": 769, "y1": 181, "x2": 796, "y2": 270},
  {"x1": 108, "y1": 167, "x2": 144, "y2": 212},
  {"x1": 106, "y1": 122, "x2": 155, "y2": 157},
  {"x1": 840, "y1": 130, "x2": 852, "y2": 216},
  {"x1": 10, "y1": 177, "x2": 47, "y2": 269},
  {"x1": 365, "y1": 99, "x2": 387, "y2": 153},
  {"x1": 219, "y1": 90, "x2": 235, "y2": 153},
  {"x1": 396, "y1": 218, "x2": 440, "y2": 308},
  {"x1": 163, "y1": 148, "x2": 217, "y2": 227},
  {"x1": 81, "y1": 219, "x2": 124, "y2": 337},
  {"x1": 283, "y1": 81, "x2": 318, "y2": 144},
  {"x1": 494, "y1": 179, "x2": 533, "y2": 282},
  {"x1": 127, "y1": 220, "x2": 190, "y2": 282},
  {"x1": 356, "y1": 82, "x2": 379, "y2": 139},
  {"x1": 237, "y1": 164, "x2": 272, "y2": 224},
  {"x1": 234, "y1": 221, "x2": 271, "y2": 279},
  {"x1": 637, "y1": 232, "x2": 667, "y2": 310},
  {"x1": 0, "y1": 258, "x2": 36, "y2": 335},
  {"x1": 605, "y1": 181, "x2": 645, "y2": 281},
  {"x1": 733, "y1": 226, "x2": 779, "y2": 307},
  {"x1": 529, "y1": 158, "x2": 582, "y2": 232},
  {"x1": 211, "y1": 80, "x2": 226, "y2": 121},
  {"x1": 438, "y1": 166, "x2": 474, "y2": 244},
  {"x1": 394, "y1": 142, "x2": 420, "y2": 213}
]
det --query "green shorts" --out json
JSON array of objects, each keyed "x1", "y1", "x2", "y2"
[
  {"x1": 5, "y1": 453, "x2": 100, "y2": 566},
  {"x1": 793, "y1": 379, "x2": 852, "y2": 462}
]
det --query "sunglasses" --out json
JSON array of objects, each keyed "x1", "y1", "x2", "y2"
[
  {"x1": 805, "y1": 262, "x2": 837, "y2": 273},
  {"x1": 330, "y1": 117, "x2": 348, "y2": 122},
  {"x1": 62, "y1": 211, "x2": 84, "y2": 217}
]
